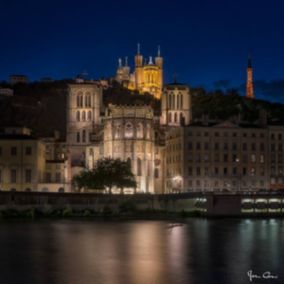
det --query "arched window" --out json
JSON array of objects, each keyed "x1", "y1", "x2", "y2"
[
  {"x1": 125, "y1": 122, "x2": 133, "y2": 138},
  {"x1": 172, "y1": 94, "x2": 175, "y2": 109},
  {"x1": 82, "y1": 130, "x2": 86, "y2": 143},
  {"x1": 77, "y1": 92, "x2": 83, "y2": 107},
  {"x1": 174, "y1": 112, "x2": 178, "y2": 123},
  {"x1": 180, "y1": 93, "x2": 183, "y2": 109},
  {"x1": 77, "y1": 132, "x2": 80, "y2": 143},
  {"x1": 177, "y1": 94, "x2": 180, "y2": 109},
  {"x1": 88, "y1": 96, "x2": 91, "y2": 107},
  {"x1": 136, "y1": 123, "x2": 143, "y2": 138},
  {"x1": 76, "y1": 111, "x2": 80, "y2": 121},
  {"x1": 169, "y1": 112, "x2": 172, "y2": 123},
  {"x1": 88, "y1": 111, "x2": 92, "y2": 121},
  {"x1": 82, "y1": 111, "x2": 86, "y2": 121},
  {"x1": 137, "y1": 158, "x2": 142, "y2": 176},
  {"x1": 146, "y1": 124, "x2": 151, "y2": 139},
  {"x1": 180, "y1": 112, "x2": 183, "y2": 125},
  {"x1": 80, "y1": 96, "x2": 83, "y2": 107},
  {"x1": 115, "y1": 124, "x2": 121, "y2": 139}
]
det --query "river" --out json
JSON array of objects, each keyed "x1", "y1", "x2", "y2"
[{"x1": 0, "y1": 219, "x2": 282, "y2": 284}]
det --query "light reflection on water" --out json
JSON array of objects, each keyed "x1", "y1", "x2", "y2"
[{"x1": 0, "y1": 219, "x2": 283, "y2": 284}]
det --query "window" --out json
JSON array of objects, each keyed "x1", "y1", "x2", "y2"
[
  {"x1": 223, "y1": 167, "x2": 228, "y2": 175},
  {"x1": 188, "y1": 142, "x2": 193, "y2": 150},
  {"x1": 154, "y1": 168, "x2": 159, "y2": 178},
  {"x1": 25, "y1": 169, "x2": 32, "y2": 183},
  {"x1": 196, "y1": 142, "x2": 201, "y2": 150},
  {"x1": 55, "y1": 172, "x2": 61, "y2": 183},
  {"x1": 196, "y1": 167, "x2": 201, "y2": 176},
  {"x1": 260, "y1": 155, "x2": 264, "y2": 163},
  {"x1": 174, "y1": 112, "x2": 177, "y2": 123},
  {"x1": 125, "y1": 123, "x2": 134, "y2": 138},
  {"x1": 82, "y1": 111, "x2": 86, "y2": 121},
  {"x1": 88, "y1": 111, "x2": 92, "y2": 121},
  {"x1": 251, "y1": 143, "x2": 256, "y2": 151},
  {"x1": 82, "y1": 130, "x2": 86, "y2": 143},
  {"x1": 223, "y1": 154, "x2": 228, "y2": 162},
  {"x1": 11, "y1": 147, "x2": 17, "y2": 156},
  {"x1": 76, "y1": 132, "x2": 80, "y2": 143},
  {"x1": 136, "y1": 123, "x2": 143, "y2": 138},
  {"x1": 242, "y1": 143, "x2": 247, "y2": 151},
  {"x1": 204, "y1": 142, "x2": 209, "y2": 150},
  {"x1": 168, "y1": 112, "x2": 172, "y2": 123},
  {"x1": 251, "y1": 154, "x2": 256, "y2": 163},
  {"x1": 214, "y1": 143, "x2": 219, "y2": 150},
  {"x1": 188, "y1": 167, "x2": 193, "y2": 176},
  {"x1": 271, "y1": 144, "x2": 275, "y2": 151},
  {"x1": 260, "y1": 143, "x2": 265, "y2": 151},
  {"x1": 77, "y1": 95, "x2": 80, "y2": 107},
  {"x1": 76, "y1": 111, "x2": 80, "y2": 121},
  {"x1": 243, "y1": 167, "x2": 247, "y2": 175},
  {"x1": 214, "y1": 153, "x2": 219, "y2": 162},
  {"x1": 137, "y1": 158, "x2": 142, "y2": 176},
  {"x1": 46, "y1": 173, "x2": 51, "y2": 183},
  {"x1": 25, "y1": 146, "x2": 32, "y2": 155},
  {"x1": 271, "y1": 133, "x2": 275, "y2": 140},
  {"x1": 10, "y1": 169, "x2": 17, "y2": 183}
]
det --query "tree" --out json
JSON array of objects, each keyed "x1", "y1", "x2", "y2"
[{"x1": 72, "y1": 158, "x2": 137, "y2": 193}]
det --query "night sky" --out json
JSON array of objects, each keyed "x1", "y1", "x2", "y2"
[{"x1": 1, "y1": 0, "x2": 284, "y2": 102}]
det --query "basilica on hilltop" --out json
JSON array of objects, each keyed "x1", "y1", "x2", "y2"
[{"x1": 115, "y1": 44, "x2": 163, "y2": 99}]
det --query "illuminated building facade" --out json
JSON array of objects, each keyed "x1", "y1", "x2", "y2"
[{"x1": 115, "y1": 44, "x2": 163, "y2": 99}]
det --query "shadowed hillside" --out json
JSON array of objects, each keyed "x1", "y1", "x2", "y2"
[{"x1": 0, "y1": 81, "x2": 284, "y2": 139}]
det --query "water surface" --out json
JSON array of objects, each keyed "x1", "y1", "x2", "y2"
[{"x1": 0, "y1": 219, "x2": 283, "y2": 284}]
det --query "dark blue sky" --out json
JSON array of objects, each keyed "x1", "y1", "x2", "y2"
[{"x1": 1, "y1": 0, "x2": 284, "y2": 101}]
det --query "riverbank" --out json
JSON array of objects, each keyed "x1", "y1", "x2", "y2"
[{"x1": 0, "y1": 206, "x2": 203, "y2": 220}]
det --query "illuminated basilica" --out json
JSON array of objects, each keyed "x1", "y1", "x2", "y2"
[{"x1": 115, "y1": 44, "x2": 163, "y2": 99}]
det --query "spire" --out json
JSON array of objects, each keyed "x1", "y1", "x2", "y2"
[
  {"x1": 157, "y1": 45, "x2": 161, "y2": 57},
  {"x1": 137, "y1": 43, "x2": 141, "y2": 55},
  {"x1": 125, "y1": 56, "x2": 128, "y2": 66},
  {"x1": 118, "y1": 58, "x2": 122, "y2": 67},
  {"x1": 246, "y1": 55, "x2": 255, "y2": 99},
  {"x1": 149, "y1": 56, "x2": 153, "y2": 64}
]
